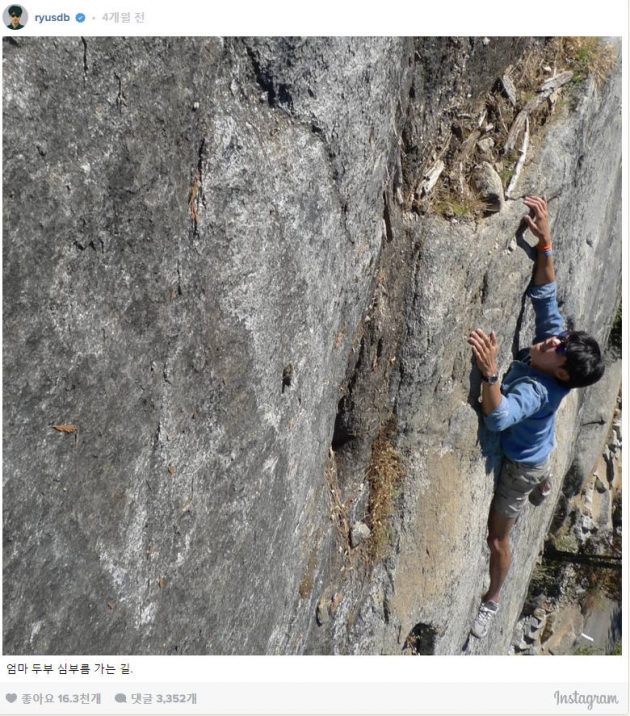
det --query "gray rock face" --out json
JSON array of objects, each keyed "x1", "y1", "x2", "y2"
[
  {"x1": 472, "y1": 161, "x2": 504, "y2": 211},
  {"x1": 563, "y1": 359, "x2": 622, "y2": 497},
  {"x1": 350, "y1": 522, "x2": 371, "y2": 548},
  {"x1": 3, "y1": 36, "x2": 410, "y2": 655},
  {"x1": 3, "y1": 36, "x2": 622, "y2": 655},
  {"x1": 363, "y1": 46, "x2": 622, "y2": 655}
]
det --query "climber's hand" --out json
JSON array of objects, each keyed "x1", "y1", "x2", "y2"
[
  {"x1": 523, "y1": 195, "x2": 551, "y2": 247},
  {"x1": 468, "y1": 329, "x2": 499, "y2": 378}
]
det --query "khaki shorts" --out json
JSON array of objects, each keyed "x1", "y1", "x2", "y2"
[{"x1": 492, "y1": 458, "x2": 552, "y2": 519}]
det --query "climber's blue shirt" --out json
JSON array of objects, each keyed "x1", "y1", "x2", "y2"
[{"x1": 484, "y1": 282, "x2": 570, "y2": 466}]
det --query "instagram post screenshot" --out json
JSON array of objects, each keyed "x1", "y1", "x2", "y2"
[{"x1": 1, "y1": 2, "x2": 628, "y2": 714}]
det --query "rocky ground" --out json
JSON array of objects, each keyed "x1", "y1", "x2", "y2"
[{"x1": 512, "y1": 390, "x2": 622, "y2": 656}]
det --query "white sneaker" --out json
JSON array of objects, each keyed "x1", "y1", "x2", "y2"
[{"x1": 471, "y1": 600, "x2": 499, "y2": 638}]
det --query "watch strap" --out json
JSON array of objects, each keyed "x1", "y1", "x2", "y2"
[{"x1": 481, "y1": 374, "x2": 499, "y2": 385}]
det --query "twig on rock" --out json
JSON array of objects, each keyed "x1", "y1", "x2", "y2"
[
  {"x1": 420, "y1": 160, "x2": 444, "y2": 197},
  {"x1": 501, "y1": 73, "x2": 517, "y2": 106},
  {"x1": 506, "y1": 116, "x2": 529, "y2": 199},
  {"x1": 505, "y1": 71, "x2": 573, "y2": 152}
]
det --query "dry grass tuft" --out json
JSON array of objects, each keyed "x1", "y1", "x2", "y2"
[
  {"x1": 550, "y1": 37, "x2": 617, "y2": 86},
  {"x1": 324, "y1": 448, "x2": 350, "y2": 549},
  {"x1": 365, "y1": 415, "x2": 406, "y2": 560},
  {"x1": 434, "y1": 195, "x2": 487, "y2": 220}
]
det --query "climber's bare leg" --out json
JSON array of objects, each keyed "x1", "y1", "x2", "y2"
[{"x1": 484, "y1": 506, "x2": 515, "y2": 604}]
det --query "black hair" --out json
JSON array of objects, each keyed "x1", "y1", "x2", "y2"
[
  {"x1": 562, "y1": 331, "x2": 605, "y2": 389},
  {"x1": 8, "y1": 5, "x2": 22, "y2": 16}
]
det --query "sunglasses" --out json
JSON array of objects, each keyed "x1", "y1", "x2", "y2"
[{"x1": 555, "y1": 330, "x2": 572, "y2": 355}]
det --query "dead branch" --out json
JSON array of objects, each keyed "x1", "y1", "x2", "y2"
[
  {"x1": 420, "y1": 160, "x2": 444, "y2": 197},
  {"x1": 539, "y1": 70, "x2": 573, "y2": 93},
  {"x1": 506, "y1": 116, "x2": 529, "y2": 199},
  {"x1": 505, "y1": 71, "x2": 573, "y2": 151},
  {"x1": 501, "y1": 74, "x2": 517, "y2": 106}
]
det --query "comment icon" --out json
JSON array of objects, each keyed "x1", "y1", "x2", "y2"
[{"x1": 115, "y1": 693, "x2": 127, "y2": 703}]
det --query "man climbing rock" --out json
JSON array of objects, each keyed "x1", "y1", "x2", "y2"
[{"x1": 468, "y1": 195, "x2": 605, "y2": 639}]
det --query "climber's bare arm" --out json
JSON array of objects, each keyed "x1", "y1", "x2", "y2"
[
  {"x1": 468, "y1": 329, "x2": 502, "y2": 416},
  {"x1": 523, "y1": 195, "x2": 555, "y2": 286}
]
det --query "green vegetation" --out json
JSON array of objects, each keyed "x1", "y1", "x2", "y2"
[
  {"x1": 609, "y1": 304, "x2": 622, "y2": 354},
  {"x1": 574, "y1": 640, "x2": 622, "y2": 656},
  {"x1": 574, "y1": 644, "x2": 603, "y2": 655},
  {"x1": 434, "y1": 196, "x2": 486, "y2": 220},
  {"x1": 554, "y1": 37, "x2": 618, "y2": 85},
  {"x1": 524, "y1": 562, "x2": 563, "y2": 610},
  {"x1": 551, "y1": 532, "x2": 579, "y2": 553}
]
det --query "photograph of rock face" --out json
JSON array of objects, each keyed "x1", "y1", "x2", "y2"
[{"x1": 3, "y1": 36, "x2": 622, "y2": 655}]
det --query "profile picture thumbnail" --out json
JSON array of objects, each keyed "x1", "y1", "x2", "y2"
[{"x1": 5, "y1": 4, "x2": 27, "y2": 30}]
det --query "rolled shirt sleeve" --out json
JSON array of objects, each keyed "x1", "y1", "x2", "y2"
[
  {"x1": 527, "y1": 281, "x2": 565, "y2": 343},
  {"x1": 483, "y1": 378, "x2": 547, "y2": 432}
]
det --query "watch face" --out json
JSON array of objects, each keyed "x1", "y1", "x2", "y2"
[{"x1": 487, "y1": 375, "x2": 499, "y2": 385}]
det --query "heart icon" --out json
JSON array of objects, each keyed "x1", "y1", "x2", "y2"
[{"x1": 6, "y1": 694, "x2": 17, "y2": 703}]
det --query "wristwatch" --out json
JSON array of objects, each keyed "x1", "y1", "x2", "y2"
[{"x1": 481, "y1": 373, "x2": 499, "y2": 385}]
